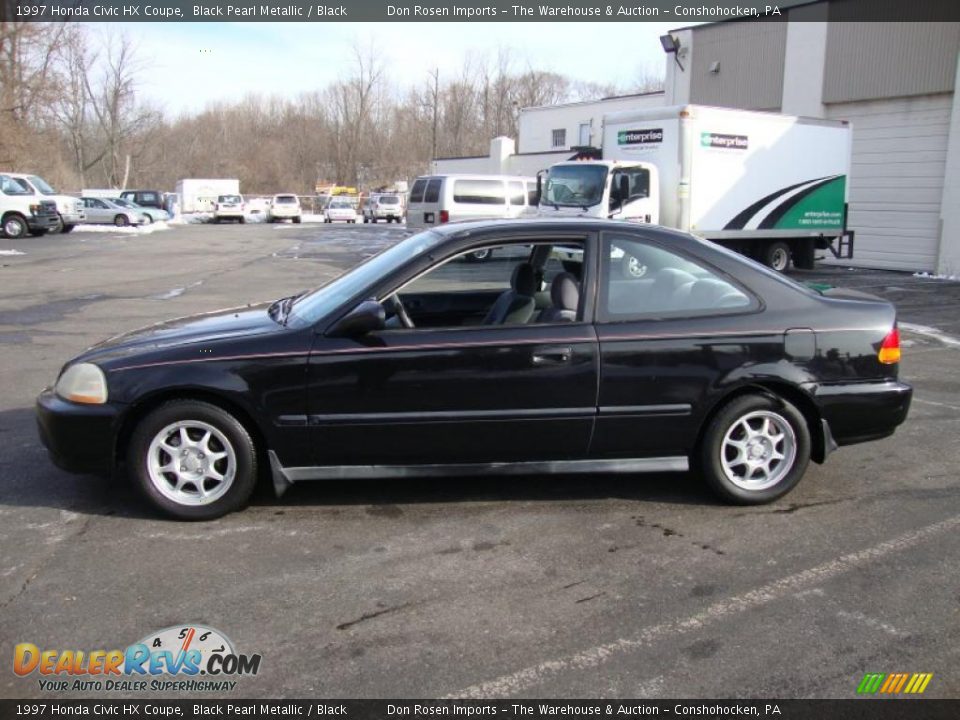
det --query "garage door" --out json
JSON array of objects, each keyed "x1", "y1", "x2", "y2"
[{"x1": 826, "y1": 94, "x2": 951, "y2": 272}]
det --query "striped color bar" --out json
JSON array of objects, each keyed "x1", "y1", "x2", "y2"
[{"x1": 857, "y1": 673, "x2": 933, "y2": 694}]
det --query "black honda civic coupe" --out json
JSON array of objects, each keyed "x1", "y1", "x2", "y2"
[{"x1": 37, "y1": 219, "x2": 912, "y2": 519}]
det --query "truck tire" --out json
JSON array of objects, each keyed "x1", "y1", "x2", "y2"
[
  {"x1": 60, "y1": 224, "x2": 75, "y2": 234},
  {"x1": 2, "y1": 214, "x2": 28, "y2": 239},
  {"x1": 29, "y1": 229, "x2": 48, "y2": 237},
  {"x1": 792, "y1": 239, "x2": 815, "y2": 270},
  {"x1": 762, "y1": 241, "x2": 791, "y2": 272}
]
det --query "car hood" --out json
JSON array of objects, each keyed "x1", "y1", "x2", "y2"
[{"x1": 77, "y1": 303, "x2": 282, "y2": 365}]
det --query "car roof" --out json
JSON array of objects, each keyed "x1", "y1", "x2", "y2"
[{"x1": 427, "y1": 216, "x2": 698, "y2": 243}]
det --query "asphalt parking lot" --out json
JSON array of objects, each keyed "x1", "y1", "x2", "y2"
[{"x1": 1, "y1": 221, "x2": 958, "y2": 699}]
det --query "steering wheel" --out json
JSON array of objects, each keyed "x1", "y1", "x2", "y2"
[{"x1": 388, "y1": 294, "x2": 415, "y2": 329}]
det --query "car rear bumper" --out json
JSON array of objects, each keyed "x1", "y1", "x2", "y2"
[
  {"x1": 807, "y1": 380, "x2": 912, "y2": 446},
  {"x1": 35, "y1": 389, "x2": 122, "y2": 475},
  {"x1": 59, "y1": 212, "x2": 85, "y2": 224}
]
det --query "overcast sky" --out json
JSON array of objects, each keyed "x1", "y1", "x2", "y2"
[{"x1": 100, "y1": 22, "x2": 687, "y2": 116}]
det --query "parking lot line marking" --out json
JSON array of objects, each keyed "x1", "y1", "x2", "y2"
[
  {"x1": 445, "y1": 514, "x2": 960, "y2": 699},
  {"x1": 900, "y1": 323, "x2": 960, "y2": 348},
  {"x1": 913, "y1": 397, "x2": 960, "y2": 413}
]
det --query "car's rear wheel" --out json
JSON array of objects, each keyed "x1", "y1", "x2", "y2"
[
  {"x1": 465, "y1": 248, "x2": 493, "y2": 262},
  {"x1": 699, "y1": 394, "x2": 810, "y2": 504},
  {"x1": 114, "y1": 215, "x2": 129, "y2": 227},
  {"x1": 128, "y1": 400, "x2": 258, "y2": 520}
]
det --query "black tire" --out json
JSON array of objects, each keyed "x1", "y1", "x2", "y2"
[
  {"x1": 2, "y1": 213, "x2": 28, "y2": 239},
  {"x1": 29, "y1": 229, "x2": 48, "y2": 237},
  {"x1": 363, "y1": 216, "x2": 369, "y2": 224},
  {"x1": 464, "y1": 248, "x2": 493, "y2": 263},
  {"x1": 128, "y1": 400, "x2": 258, "y2": 520},
  {"x1": 213, "y1": 217, "x2": 221, "y2": 224},
  {"x1": 142, "y1": 214, "x2": 154, "y2": 225},
  {"x1": 114, "y1": 214, "x2": 129, "y2": 227},
  {"x1": 294, "y1": 216, "x2": 302, "y2": 224},
  {"x1": 762, "y1": 241, "x2": 791, "y2": 272},
  {"x1": 60, "y1": 223, "x2": 75, "y2": 234},
  {"x1": 239, "y1": 216, "x2": 246, "y2": 224},
  {"x1": 792, "y1": 239, "x2": 815, "y2": 270},
  {"x1": 698, "y1": 393, "x2": 811, "y2": 505},
  {"x1": 372, "y1": 217, "x2": 378, "y2": 224}
]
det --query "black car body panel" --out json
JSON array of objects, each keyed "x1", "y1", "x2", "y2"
[{"x1": 36, "y1": 218, "x2": 912, "y2": 494}]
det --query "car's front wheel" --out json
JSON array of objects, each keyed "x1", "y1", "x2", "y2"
[
  {"x1": 699, "y1": 394, "x2": 810, "y2": 505},
  {"x1": 128, "y1": 400, "x2": 258, "y2": 520}
]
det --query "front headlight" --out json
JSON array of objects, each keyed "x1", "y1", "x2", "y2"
[{"x1": 55, "y1": 363, "x2": 108, "y2": 404}]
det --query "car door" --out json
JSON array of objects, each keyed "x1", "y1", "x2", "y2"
[
  {"x1": 83, "y1": 198, "x2": 109, "y2": 223},
  {"x1": 591, "y1": 231, "x2": 762, "y2": 461},
  {"x1": 305, "y1": 235, "x2": 600, "y2": 466}
]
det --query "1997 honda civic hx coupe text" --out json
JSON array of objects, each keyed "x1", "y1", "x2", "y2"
[{"x1": 36, "y1": 219, "x2": 912, "y2": 520}]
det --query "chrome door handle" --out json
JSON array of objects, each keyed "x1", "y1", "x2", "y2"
[{"x1": 532, "y1": 347, "x2": 573, "y2": 365}]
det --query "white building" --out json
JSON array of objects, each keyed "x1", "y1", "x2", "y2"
[{"x1": 434, "y1": 2, "x2": 960, "y2": 274}]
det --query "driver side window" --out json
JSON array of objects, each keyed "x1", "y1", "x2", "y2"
[{"x1": 383, "y1": 242, "x2": 585, "y2": 330}]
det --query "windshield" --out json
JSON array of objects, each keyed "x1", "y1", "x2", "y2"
[
  {"x1": 219, "y1": 195, "x2": 241, "y2": 203},
  {"x1": 0, "y1": 175, "x2": 32, "y2": 196},
  {"x1": 379, "y1": 196, "x2": 399, "y2": 204},
  {"x1": 27, "y1": 175, "x2": 57, "y2": 195},
  {"x1": 543, "y1": 164, "x2": 607, "y2": 208},
  {"x1": 331, "y1": 201, "x2": 351, "y2": 209},
  {"x1": 290, "y1": 230, "x2": 445, "y2": 324},
  {"x1": 275, "y1": 196, "x2": 297, "y2": 204}
]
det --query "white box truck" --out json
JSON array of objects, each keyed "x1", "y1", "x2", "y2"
[
  {"x1": 175, "y1": 178, "x2": 241, "y2": 214},
  {"x1": 538, "y1": 105, "x2": 854, "y2": 271}
]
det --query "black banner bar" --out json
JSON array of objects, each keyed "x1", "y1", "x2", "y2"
[
  {"x1": 2, "y1": 700, "x2": 960, "y2": 720},
  {"x1": 3, "y1": 0, "x2": 960, "y2": 22}
]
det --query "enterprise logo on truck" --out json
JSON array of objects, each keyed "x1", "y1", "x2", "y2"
[
  {"x1": 617, "y1": 128, "x2": 663, "y2": 146},
  {"x1": 701, "y1": 132, "x2": 748, "y2": 150}
]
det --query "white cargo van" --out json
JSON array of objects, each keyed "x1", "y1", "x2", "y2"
[
  {"x1": 8, "y1": 173, "x2": 85, "y2": 233},
  {"x1": 406, "y1": 174, "x2": 537, "y2": 231}
]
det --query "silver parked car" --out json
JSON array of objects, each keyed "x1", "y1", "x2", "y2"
[
  {"x1": 80, "y1": 198, "x2": 147, "y2": 227},
  {"x1": 111, "y1": 197, "x2": 170, "y2": 224}
]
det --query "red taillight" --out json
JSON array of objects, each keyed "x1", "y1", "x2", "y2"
[
  {"x1": 439, "y1": 210, "x2": 449, "y2": 224},
  {"x1": 878, "y1": 327, "x2": 901, "y2": 365}
]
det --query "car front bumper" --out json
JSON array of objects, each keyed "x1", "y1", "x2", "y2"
[
  {"x1": 36, "y1": 389, "x2": 123, "y2": 475},
  {"x1": 808, "y1": 379, "x2": 912, "y2": 446},
  {"x1": 28, "y1": 213, "x2": 60, "y2": 232}
]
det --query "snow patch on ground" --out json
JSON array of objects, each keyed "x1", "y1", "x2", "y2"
[
  {"x1": 900, "y1": 322, "x2": 960, "y2": 348},
  {"x1": 72, "y1": 221, "x2": 171, "y2": 235},
  {"x1": 913, "y1": 271, "x2": 960, "y2": 282},
  {"x1": 0, "y1": 249, "x2": 25, "y2": 256}
]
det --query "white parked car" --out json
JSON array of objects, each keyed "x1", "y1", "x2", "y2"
[
  {"x1": 213, "y1": 194, "x2": 245, "y2": 223},
  {"x1": 362, "y1": 194, "x2": 403, "y2": 223},
  {"x1": 7, "y1": 172, "x2": 85, "y2": 233},
  {"x1": 268, "y1": 194, "x2": 302, "y2": 223},
  {"x1": 324, "y1": 199, "x2": 358, "y2": 224}
]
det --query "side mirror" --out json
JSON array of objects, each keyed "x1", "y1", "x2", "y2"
[{"x1": 328, "y1": 300, "x2": 385, "y2": 337}]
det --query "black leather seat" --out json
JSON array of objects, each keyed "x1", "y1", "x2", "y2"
[
  {"x1": 483, "y1": 263, "x2": 537, "y2": 325},
  {"x1": 537, "y1": 272, "x2": 579, "y2": 323}
]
